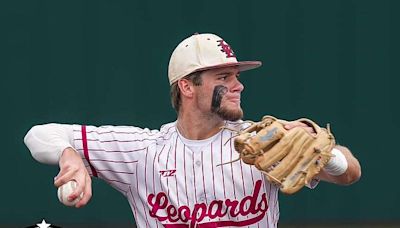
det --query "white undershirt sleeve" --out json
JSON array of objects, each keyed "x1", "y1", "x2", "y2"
[{"x1": 24, "y1": 123, "x2": 74, "y2": 165}]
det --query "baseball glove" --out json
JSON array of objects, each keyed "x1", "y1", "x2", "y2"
[{"x1": 233, "y1": 115, "x2": 335, "y2": 194}]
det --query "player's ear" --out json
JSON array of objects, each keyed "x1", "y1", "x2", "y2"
[{"x1": 177, "y1": 79, "x2": 194, "y2": 98}]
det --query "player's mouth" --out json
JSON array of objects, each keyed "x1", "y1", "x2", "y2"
[
  {"x1": 226, "y1": 95, "x2": 241, "y2": 104},
  {"x1": 228, "y1": 98, "x2": 241, "y2": 104}
]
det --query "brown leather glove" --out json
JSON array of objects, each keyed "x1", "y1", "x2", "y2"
[{"x1": 234, "y1": 115, "x2": 335, "y2": 194}]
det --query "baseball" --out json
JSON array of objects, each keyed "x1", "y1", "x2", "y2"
[{"x1": 57, "y1": 180, "x2": 83, "y2": 207}]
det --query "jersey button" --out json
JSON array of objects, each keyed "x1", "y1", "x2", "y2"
[{"x1": 195, "y1": 160, "x2": 201, "y2": 166}]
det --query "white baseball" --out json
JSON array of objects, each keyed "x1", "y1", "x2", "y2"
[{"x1": 57, "y1": 180, "x2": 83, "y2": 206}]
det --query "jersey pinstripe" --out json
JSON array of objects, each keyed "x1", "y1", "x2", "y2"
[{"x1": 72, "y1": 121, "x2": 280, "y2": 227}]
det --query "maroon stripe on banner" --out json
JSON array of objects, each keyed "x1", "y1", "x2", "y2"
[{"x1": 82, "y1": 125, "x2": 97, "y2": 177}]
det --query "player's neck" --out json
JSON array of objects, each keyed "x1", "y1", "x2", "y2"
[{"x1": 176, "y1": 111, "x2": 224, "y2": 140}]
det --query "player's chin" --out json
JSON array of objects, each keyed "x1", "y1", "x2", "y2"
[{"x1": 217, "y1": 106, "x2": 243, "y2": 121}]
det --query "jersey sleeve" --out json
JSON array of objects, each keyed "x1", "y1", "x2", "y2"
[
  {"x1": 71, "y1": 124, "x2": 161, "y2": 194},
  {"x1": 24, "y1": 123, "x2": 74, "y2": 165}
]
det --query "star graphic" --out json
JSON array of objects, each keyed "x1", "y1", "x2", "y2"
[{"x1": 36, "y1": 219, "x2": 51, "y2": 228}]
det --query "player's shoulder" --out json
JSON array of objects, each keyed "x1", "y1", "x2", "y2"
[
  {"x1": 159, "y1": 121, "x2": 177, "y2": 135},
  {"x1": 72, "y1": 123, "x2": 160, "y2": 136},
  {"x1": 72, "y1": 121, "x2": 177, "y2": 138}
]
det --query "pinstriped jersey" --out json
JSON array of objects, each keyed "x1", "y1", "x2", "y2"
[{"x1": 72, "y1": 121, "x2": 280, "y2": 227}]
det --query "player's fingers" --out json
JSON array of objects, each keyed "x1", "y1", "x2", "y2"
[
  {"x1": 54, "y1": 173, "x2": 69, "y2": 187},
  {"x1": 54, "y1": 169, "x2": 76, "y2": 187},
  {"x1": 65, "y1": 168, "x2": 88, "y2": 200},
  {"x1": 75, "y1": 175, "x2": 92, "y2": 208},
  {"x1": 53, "y1": 167, "x2": 71, "y2": 186},
  {"x1": 284, "y1": 121, "x2": 308, "y2": 130},
  {"x1": 54, "y1": 162, "x2": 85, "y2": 187},
  {"x1": 304, "y1": 127, "x2": 317, "y2": 135},
  {"x1": 68, "y1": 178, "x2": 85, "y2": 202},
  {"x1": 284, "y1": 123, "x2": 317, "y2": 136}
]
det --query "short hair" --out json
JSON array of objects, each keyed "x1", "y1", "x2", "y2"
[{"x1": 170, "y1": 71, "x2": 203, "y2": 113}]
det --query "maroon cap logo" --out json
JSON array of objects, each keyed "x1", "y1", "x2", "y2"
[{"x1": 217, "y1": 40, "x2": 236, "y2": 58}]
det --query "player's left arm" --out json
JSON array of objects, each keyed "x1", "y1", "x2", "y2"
[{"x1": 317, "y1": 145, "x2": 361, "y2": 185}]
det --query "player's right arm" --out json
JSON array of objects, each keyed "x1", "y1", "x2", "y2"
[{"x1": 24, "y1": 124, "x2": 92, "y2": 208}]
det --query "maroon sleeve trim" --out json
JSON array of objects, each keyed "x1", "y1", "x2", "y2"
[{"x1": 82, "y1": 125, "x2": 98, "y2": 177}]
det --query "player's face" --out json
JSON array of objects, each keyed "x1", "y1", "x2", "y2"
[{"x1": 195, "y1": 67, "x2": 244, "y2": 121}]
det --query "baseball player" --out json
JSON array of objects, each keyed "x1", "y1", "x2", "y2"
[{"x1": 24, "y1": 33, "x2": 361, "y2": 227}]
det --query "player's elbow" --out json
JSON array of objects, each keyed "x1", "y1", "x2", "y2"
[
  {"x1": 333, "y1": 146, "x2": 362, "y2": 186},
  {"x1": 24, "y1": 124, "x2": 63, "y2": 165},
  {"x1": 24, "y1": 125, "x2": 42, "y2": 153},
  {"x1": 339, "y1": 163, "x2": 362, "y2": 186},
  {"x1": 347, "y1": 165, "x2": 362, "y2": 185},
  {"x1": 24, "y1": 125, "x2": 47, "y2": 163}
]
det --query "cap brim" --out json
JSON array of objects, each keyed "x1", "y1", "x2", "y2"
[{"x1": 192, "y1": 61, "x2": 262, "y2": 74}]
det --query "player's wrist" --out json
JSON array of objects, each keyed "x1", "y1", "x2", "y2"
[
  {"x1": 324, "y1": 148, "x2": 348, "y2": 176},
  {"x1": 60, "y1": 147, "x2": 80, "y2": 161}
]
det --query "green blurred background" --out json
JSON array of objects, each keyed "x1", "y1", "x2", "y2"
[{"x1": 1, "y1": 0, "x2": 399, "y2": 227}]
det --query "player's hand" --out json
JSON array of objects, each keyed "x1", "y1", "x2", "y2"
[
  {"x1": 54, "y1": 147, "x2": 92, "y2": 208},
  {"x1": 284, "y1": 121, "x2": 316, "y2": 136}
]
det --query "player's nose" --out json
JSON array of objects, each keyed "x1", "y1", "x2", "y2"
[{"x1": 231, "y1": 77, "x2": 244, "y2": 93}]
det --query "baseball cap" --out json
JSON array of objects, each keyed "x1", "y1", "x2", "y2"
[{"x1": 168, "y1": 33, "x2": 262, "y2": 85}]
